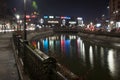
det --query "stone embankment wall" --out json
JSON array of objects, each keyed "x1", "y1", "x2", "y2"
[
  {"x1": 78, "y1": 32, "x2": 120, "y2": 43},
  {"x1": 27, "y1": 28, "x2": 120, "y2": 43},
  {"x1": 28, "y1": 29, "x2": 120, "y2": 43},
  {"x1": 27, "y1": 30, "x2": 53, "y2": 41}
]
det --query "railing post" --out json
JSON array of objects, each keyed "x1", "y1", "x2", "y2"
[
  {"x1": 23, "y1": 40, "x2": 28, "y2": 73},
  {"x1": 43, "y1": 57, "x2": 57, "y2": 80},
  {"x1": 17, "y1": 35, "x2": 22, "y2": 57},
  {"x1": 12, "y1": 33, "x2": 18, "y2": 49}
]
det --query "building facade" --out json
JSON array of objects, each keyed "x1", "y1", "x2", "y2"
[{"x1": 109, "y1": 0, "x2": 120, "y2": 21}]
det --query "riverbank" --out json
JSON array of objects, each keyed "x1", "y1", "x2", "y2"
[
  {"x1": 78, "y1": 32, "x2": 120, "y2": 43},
  {"x1": 27, "y1": 28, "x2": 120, "y2": 43}
]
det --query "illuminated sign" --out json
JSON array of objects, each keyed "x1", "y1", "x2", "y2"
[
  {"x1": 61, "y1": 16, "x2": 71, "y2": 19},
  {"x1": 48, "y1": 21, "x2": 59, "y2": 23},
  {"x1": 69, "y1": 21, "x2": 76, "y2": 24},
  {"x1": 49, "y1": 16, "x2": 54, "y2": 18},
  {"x1": 77, "y1": 17, "x2": 83, "y2": 20},
  {"x1": 26, "y1": 15, "x2": 30, "y2": 18},
  {"x1": 26, "y1": 15, "x2": 36, "y2": 18},
  {"x1": 44, "y1": 16, "x2": 48, "y2": 18},
  {"x1": 55, "y1": 16, "x2": 60, "y2": 18}
]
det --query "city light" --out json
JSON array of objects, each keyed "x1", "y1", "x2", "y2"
[
  {"x1": 49, "y1": 16, "x2": 54, "y2": 18},
  {"x1": 110, "y1": 21, "x2": 114, "y2": 24},
  {"x1": 44, "y1": 16, "x2": 48, "y2": 18},
  {"x1": 16, "y1": 14, "x2": 20, "y2": 20},
  {"x1": 96, "y1": 23, "x2": 101, "y2": 27},
  {"x1": 77, "y1": 17, "x2": 82, "y2": 20}
]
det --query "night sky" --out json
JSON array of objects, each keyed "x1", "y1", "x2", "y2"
[{"x1": 6, "y1": 0, "x2": 109, "y2": 23}]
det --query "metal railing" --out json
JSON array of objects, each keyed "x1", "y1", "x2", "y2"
[{"x1": 12, "y1": 33, "x2": 79, "y2": 80}]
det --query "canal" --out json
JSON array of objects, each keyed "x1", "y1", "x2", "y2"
[{"x1": 31, "y1": 34, "x2": 120, "y2": 80}]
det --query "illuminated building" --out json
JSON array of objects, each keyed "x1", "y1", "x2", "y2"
[
  {"x1": 109, "y1": 0, "x2": 120, "y2": 21},
  {"x1": 77, "y1": 17, "x2": 84, "y2": 27}
]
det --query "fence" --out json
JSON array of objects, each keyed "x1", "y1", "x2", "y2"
[{"x1": 12, "y1": 33, "x2": 79, "y2": 80}]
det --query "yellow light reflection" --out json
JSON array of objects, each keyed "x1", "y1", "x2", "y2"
[
  {"x1": 82, "y1": 42, "x2": 86, "y2": 62},
  {"x1": 100, "y1": 47, "x2": 105, "y2": 66},
  {"x1": 49, "y1": 40, "x2": 54, "y2": 49},
  {"x1": 108, "y1": 49, "x2": 115, "y2": 76},
  {"x1": 77, "y1": 37, "x2": 81, "y2": 58},
  {"x1": 89, "y1": 46, "x2": 93, "y2": 67},
  {"x1": 37, "y1": 41, "x2": 40, "y2": 49}
]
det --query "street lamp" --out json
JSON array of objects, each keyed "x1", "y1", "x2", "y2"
[
  {"x1": 16, "y1": 15, "x2": 20, "y2": 20},
  {"x1": 24, "y1": 0, "x2": 27, "y2": 40},
  {"x1": 16, "y1": 14, "x2": 20, "y2": 31}
]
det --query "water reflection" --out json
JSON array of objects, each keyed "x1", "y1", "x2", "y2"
[
  {"x1": 77, "y1": 38, "x2": 86, "y2": 65},
  {"x1": 108, "y1": 49, "x2": 115, "y2": 77},
  {"x1": 89, "y1": 46, "x2": 94, "y2": 68},
  {"x1": 31, "y1": 34, "x2": 120, "y2": 80}
]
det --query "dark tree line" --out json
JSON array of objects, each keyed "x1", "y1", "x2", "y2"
[
  {"x1": 0, "y1": 0, "x2": 14, "y2": 21},
  {"x1": 0, "y1": 0, "x2": 16, "y2": 32}
]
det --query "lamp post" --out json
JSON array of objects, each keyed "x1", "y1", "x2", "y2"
[
  {"x1": 24, "y1": 0, "x2": 27, "y2": 40},
  {"x1": 23, "y1": 0, "x2": 27, "y2": 72}
]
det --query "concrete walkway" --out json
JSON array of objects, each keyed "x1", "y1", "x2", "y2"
[{"x1": 0, "y1": 32, "x2": 19, "y2": 80}]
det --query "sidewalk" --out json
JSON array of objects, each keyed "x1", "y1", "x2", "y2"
[{"x1": 0, "y1": 32, "x2": 19, "y2": 80}]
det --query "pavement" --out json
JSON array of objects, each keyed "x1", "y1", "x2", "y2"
[{"x1": 0, "y1": 32, "x2": 19, "y2": 80}]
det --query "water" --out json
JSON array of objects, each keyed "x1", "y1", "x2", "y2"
[{"x1": 31, "y1": 34, "x2": 120, "y2": 80}]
